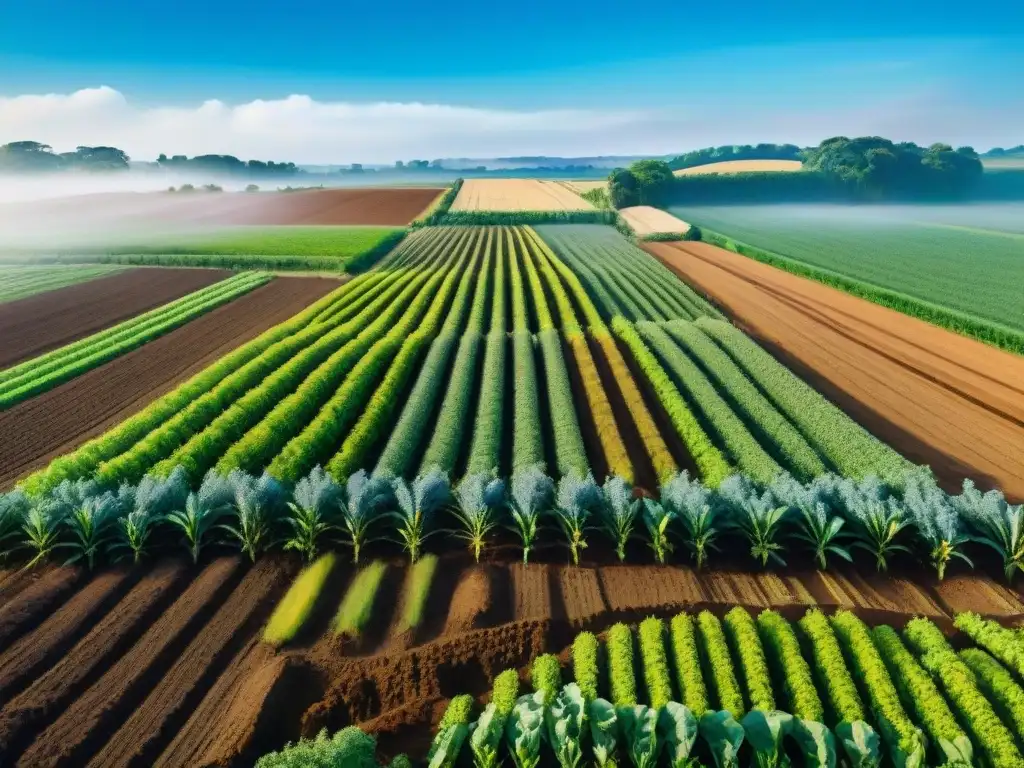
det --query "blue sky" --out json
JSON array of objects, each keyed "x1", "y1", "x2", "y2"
[{"x1": 0, "y1": 0, "x2": 1021, "y2": 161}]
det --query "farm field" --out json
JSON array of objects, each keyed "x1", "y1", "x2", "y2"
[
  {"x1": 558, "y1": 180, "x2": 608, "y2": 194},
  {"x1": 674, "y1": 159, "x2": 804, "y2": 175},
  {"x1": 0, "y1": 276, "x2": 339, "y2": 488},
  {"x1": 0, "y1": 265, "x2": 125, "y2": 304},
  {"x1": 670, "y1": 203, "x2": 1024, "y2": 337},
  {"x1": 650, "y1": 239, "x2": 1024, "y2": 500},
  {"x1": 0, "y1": 267, "x2": 233, "y2": 367},
  {"x1": 0, "y1": 552, "x2": 1021, "y2": 767},
  {"x1": 450, "y1": 179, "x2": 596, "y2": 211},
  {"x1": 618, "y1": 205, "x2": 691, "y2": 235}
]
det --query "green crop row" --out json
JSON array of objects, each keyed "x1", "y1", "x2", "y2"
[
  {"x1": 607, "y1": 622, "x2": 637, "y2": 707},
  {"x1": 572, "y1": 631, "x2": 600, "y2": 702},
  {"x1": 0, "y1": 272, "x2": 271, "y2": 408},
  {"x1": 723, "y1": 607, "x2": 775, "y2": 712},
  {"x1": 464, "y1": 332, "x2": 506, "y2": 476},
  {"x1": 334, "y1": 560, "x2": 388, "y2": 637},
  {"x1": 798, "y1": 609, "x2": 866, "y2": 725},
  {"x1": 511, "y1": 332, "x2": 544, "y2": 472},
  {"x1": 695, "y1": 318, "x2": 911, "y2": 482},
  {"x1": 662, "y1": 320, "x2": 827, "y2": 480},
  {"x1": 531, "y1": 653, "x2": 562, "y2": 706},
  {"x1": 958, "y1": 649, "x2": 1024, "y2": 744},
  {"x1": 410, "y1": 180, "x2": 463, "y2": 227},
  {"x1": 396, "y1": 554, "x2": 438, "y2": 633},
  {"x1": 537, "y1": 330, "x2": 589, "y2": 478},
  {"x1": 953, "y1": 613, "x2": 1024, "y2": 679},
  {"x1": 0, "y1": 264, "x2": 124, "y2": 303},
  {"x1": 263, "y1": 552, "x2": 336, "y2": 645},
  {"x1": 697, "y1": 610, "x2": 744, "y2": 719},
  {"x1": 638, "y1": 617, "x2": 674, "y2": 709},
  {"x1": 669, "y1": 612, "x2": 710, "y2": 715}
]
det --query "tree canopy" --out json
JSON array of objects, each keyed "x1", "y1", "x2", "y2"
[{"x1": 0, "y1": 142, "x2": 130, "y2": 172}]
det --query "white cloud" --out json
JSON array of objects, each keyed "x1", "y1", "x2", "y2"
[{"x1": 0, "y1": 85, "x2": 1020, "y2": 165}]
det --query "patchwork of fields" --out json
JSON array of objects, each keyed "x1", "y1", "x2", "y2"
[{"x1": 670, "y1": 203, "x2": 1024, "y2": 335}]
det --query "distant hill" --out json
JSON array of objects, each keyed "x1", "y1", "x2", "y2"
[{"x1": 983, "y1": 145, "x2": 1024, "y2": 158}]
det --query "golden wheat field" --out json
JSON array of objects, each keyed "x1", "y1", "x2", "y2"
[
  {"x1": 673, "y1": 158, "x2": 804, "y2": 176},
  {"x1": 618, "y1": 205, "x2": 691, "y2": 235},
  {"x1": 450, "y1": 179, "x2": 596, "y2": 211}
]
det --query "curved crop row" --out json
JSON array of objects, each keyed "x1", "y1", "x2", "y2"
[
  {"x1": 723, "y1": 606, "x2": 775, "y2": 712},
  {"x1": 607, "y1": 622, "x2": 638, "y2": 707},
  {"x1": 959, "y1": 649, "x2": 1024, "y2": 744},
  {"x1": 697, "y1": 610, "x2": 744, "y2": 718},
  {"x1": 662, "y1": 319, "x2": 826, "y2": 480},
  {"x1": 798, "y1": 609, "x2": 866, "y2": 725},
  {"x1": 638, "y1": 617, "x2": 674, "y2": 709},
  {"x1": 637, "y1": 321, "x2": 781, "y2": 483},
  {"x1": 669, "y1": 611, "x2": 710, "y2": 715},
  {"x1": 694, "y1": 318, "x2": 910, "y2": 482},
  {"x1": 953, "y1": 613, "x2": 1024, "y2": 679},
  {"x1": 831, "y1": 611, "x2": 925, "y2": 763},
  {"x1": 19, "y1": 278, "x2": 356, "y2": 495}
]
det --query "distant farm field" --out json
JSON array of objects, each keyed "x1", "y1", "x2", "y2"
[
  {"x1": 674, "y1": 159, "x2": 804, "y2": 176},
  {"x1": 671, "y1": 203, "x2": 1024, "y2": 333},
  {"x1": 618, "y1": 205, "x2": 690, "y2": 236},
  {"x1": 450, "y1": 179, "x2": 595, "y2": 211}
]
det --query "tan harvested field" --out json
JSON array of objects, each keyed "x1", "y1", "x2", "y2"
[
  {"x1": 559, "y1": 180, "x2": 607, "y2": 193},
  {"x1": 619, "y1": 205, "x2": 691, "y2": 235},
  {"x1": 450, "y1": 179, "x2": 595, "y2": 211},
  {"x1": 674, "y1": 159, "x2": 804, "y2": 176},
  {"x1": 0, "y1": 551, "x2": 1017, "y2": 766},
  {"x1": 648, "y1": 240, "x2": 1024, "y2": 500}
]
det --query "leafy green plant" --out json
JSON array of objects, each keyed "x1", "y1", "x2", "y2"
[
  {"x1": 617, "y1": 704, "x2": 659, "y2": 768},
  {"x1": 790, "y1": 719, "x2": 838, "y2": 768},
  {"x1": 698, "y1": 710, "x2": 745, "y2": 768},
  {"x1": 953, "y1": 612, "x2": 1024, "y2": 679},
  {"x1": 771, "y1": 474, "x2": 851, "y2": 570},
  {"x1": 600, "y1": 475, "x2": 639, "y2": 562},
  {"x1": 697, "y1": 611, "x2": 744, "y2": 718},
  {"x1": 284, "y1": 466, "x2": 342, "y2": 562},
  {"x1": 450, "y1": 473, "x2": 505, "y2": 562},
  {"x1": 531, "y1": 653, "x2": 562, "y2": 706},
  {"x1": 573, "y1": 632, "x2": 600, "y2": 702},
  {"x1": 589, "y1": 699, "x2": 618, "y2": 767},
  {"x1": 902, "y1": 469, "x2": 972, "y2": 580},
  {"x1": 22, "y1": 501, "x2": 63, "y2": 568},
  {"x1": 0, "y1": 491, "x2": 28, "y2": 562},
  {"x1": 505, "y1": 692, "x2": 545, "y2": 768},
  {"x1": 333, "y1": 560, "x2": 387, "y2": 637},
  {"x1": 638, "y1": 617, "x2": 673, "y2": 709},
  {"x1": 554, "y1": 473, "x2": 601, "y2": 566},
  {"x1": 508, "y1": 467, "x2": 553, "y2": 565},
  {"x1": 254, "y1": 726, "x2": 378, "y2": 767},
  {"x1": 61, "y1": 493, "x2": 119, "y2": 569},
  {"x1": 959, "y1": 649, "x2": 1024, "y2": 746},
  {"x1": 264, "y1": 552, "x2": 336, "y2": 645},
  {"x1": 723, "y1": 607, "x2": 774, "y2": 712},
  {"x1": 114, "y1": 468, "x2": 188, "y2": 563},
  {"x1": 741, "y1": 709, "x2": 793, "y2": 768},
  {"x1": 757, "y1": 610, "x2": 823, "y2": 721},
  {"x1": 953, "y1": 479, "x2": 1024, "y2": 583},
  {"x1": 659, "y1": 702, "x2": 699, "y2": 768},
  {"x1": 166, "y1": 471, "x2": 234, "y2": 564},
  {"x1": 607, "y1": 623, "x2": 638, "y2": 707},
  {"x1": 719, "y1": 475, "x2": 789, "y2": 568},
  {"x1": 661, "y1": 472, "x2": 721, "y2": 568},
  {"x1": 222, "y1": 471, "x2": 285, "y2": 563},
  {"x1": 670, "y1": 612, "x2": 710, "y2": 715},
  {"x1": 640, "y1": 499, "x2": 674, "y2": 565},
  {"x1": 397, "y1": 554, "x2": 438, "y2": 633},
  {"x1": 469, "y1": 704, "x2": 503, "y2": 768},
  {"x1": 339, "y1": 470, "x2": 392, "y2": 564},
  {"x1": 428, "y1": 694, "x2": 473, "y2": 768},
  {"x1": 545, "y1": 683, "x2": 585, "y2": 768}
]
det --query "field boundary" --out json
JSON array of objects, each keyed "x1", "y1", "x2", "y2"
[{"x1": 700, "y1": 228, "x2": 1024, "y2": 356}]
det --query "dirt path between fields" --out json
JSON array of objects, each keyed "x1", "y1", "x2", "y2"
[{"x1": 647, "y1": 241, "x2": 1024, "y2": 501}]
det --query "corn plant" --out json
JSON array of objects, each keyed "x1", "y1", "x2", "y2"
[
  {"x1": 114, "y1": 468, "x2": 188, "y2": 564},
  {"x1": 222, "y1": 471, "x2": 285, "y2": 563},
  {"x1": 599, "y1": 475, "x2": 638, "y2": 562},
  {"x1": 389, "y1": 469, "x2": 450, "y2": 563},
  {"x1": 953, "y1": 478, "x2": 1024, "y2": 583},
  {"x1": 771, "y1": 474, "x2": 851, "y2": 570},
  {"x1": 166, "y1": 471, "x2": 234, "y2": 564},
  {"x1": 554, "y1": 472, "x2": 602, "y2": 565},
  {"x1": 21, "y1": 499, "x2": 65, "y2": 568},
  {"x1": 661, "y1": 472, "x2": 721, "y2": 569},
  {"x1": 450, "y1": 473, "x2": 505, "y2": 563},
  {"x1": 0, "y1": 491, "x2": 29, "y2": 563},
  {"x1": 340, "y1": 470, "x2": 392, "y2": 564},
  {"x1": 817, "y1": 474, "x2": 911, "y2": 572},
  {"x1": 61, "y1": 492, "x2": 119, "y2": 569},
  {"x1": 641, "y1": 499, "x2": 675, "y2": 565},
  {"x1": 285, "y1": 466, "x2": 343, "y2": 562},
  {"x1": 508, "y1": 467, "x2": 554, "y2": 565},
  {"x1": 903, "y1": 469, "x2": 972, "y2": 580},
  {"x1": 720, "y1": 475, "x2": 789, "y2": 568}
]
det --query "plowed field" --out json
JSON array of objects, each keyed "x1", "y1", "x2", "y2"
[
  {"x1": 0, "y1": 276, "x2": 339, "y2": 488},
  {"x1": 647, "y1": 240, "x2": 1024, "y2": 500},
  {"x1": 0, "y1": 553, "x2": 1016, "y2": 766},
  {"x1": 0, "y1": 268, "x2": 232, "y2": 368}
]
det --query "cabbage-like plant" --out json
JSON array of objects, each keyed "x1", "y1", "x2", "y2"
[
  {"x1": 834, "y1": 721, "x2": 881, "y2": 768},
  {"x1": 166, "y1": 471, "x2": 234, "y2": 564},
  {"x1": 469, "y1": 703, "x2": 503, "y2": 768},
  {"x1": 428, "y1": 718, "x2": 470, "y2": 768},
  {"x1": 661, "y1": 471, "x2": 721, "y2": 568},
  {"x1": 953, "y1": 478, "x2": 1024, "y2": 583},
  {"x1": 62, "y1": 492, "x2": 119, "y2": 569},
  {"x1": 741, "y1": 709, "x2": 793, "y2": 768},
  {"x1": 285, "y1": 466, "x2": 342, "y2": 562},
  {"x1": 554, "y1": 474, "x2": 602, "y2": 566},
  {"x1": 600, "y1": 476, "x2": 639, "y2": 562},
  {"x1": 390, "y1": 470, "x2": 450, "y2": 563},
  {"x1": 589, "y1": 699, "x2": 618, "y2": 768},
  {"x1": 508, "y1": 467, "x2": 554, "y2": 565},
  {"x1": 720, "y1": 475, "x2": 789, "y2": 568},
  {"x1": 903, "y1": 469, "x2": 972, "y2": 580},
  {"x1": 617, "y1": 704, "x2": 660, "y2": 768},
  {"x1": 505, "y1": 692, "x2": 545, "y2": 768},
  {"x1": 0, "y1": 491, "x2": 29, "y2": 563},
  {"x1": 698, "y1": 710, "x2": 745, "y2": 768},
  {"x1": 659, "y1": 702, "x2": 699, "y2": 768},
  {"x1": 340, "y1": 470, "x2": 392, "y2": 564},
  {"x1": 771, "y1": 474, "x2": 851, "y2": 570},
  {"x1": 641, "y1": 499, "x2": 675, "y2": 565},
  {"x1": 451, "y1": 474, "x2": 505, "y2": 563},
  {"x1": 222, "y1": 471, "x2": 285, "y2": 563},
  {"x1": 545, "y1": 683, "x2": 585, "y2": 768},
  {"x1": 115, "y1": 468, "x2": 189, "y2": 563},
  {"x1": 790, "y1": 719, "x2": 837, "y2": 768}
]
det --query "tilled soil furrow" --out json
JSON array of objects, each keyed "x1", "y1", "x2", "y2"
[
  {"x1": 0, "y1": 269, "x2": 232, "y2": 368},
  {"x1": 16, "y1": 557, "x2": 243, "y2": 768},
  {"x1": 0, "y1": 567, "x2": 135, "y2": 702},
  {"x1": 84, "y1": 558, "x2": 287, "y2": 768},
  {"x1": 0, "y1": 566, "x2": 83, "y2": 649},
  {"x1": 0, "y1": 277, "x2": 338, "y2": 489},
  {"x1": 0, "y1": 561, "x2": 188, "y2": 759}
]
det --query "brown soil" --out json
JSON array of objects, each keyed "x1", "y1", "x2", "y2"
[
  {"x1": 0, "y1": 268, "x2": 231, "y2": 368},
  {"x1": 554, "y1": 564, "x2": 608, "y2": 625},
  {"x1": 648, "y1": 241, "x2": 1024, "y2": 500},
  {"x1": 0, "y1": 566, "x2": 83, "y2": 648},
  {"x1": 0, "y1": 276, "x2": 339, "y2": 489}
]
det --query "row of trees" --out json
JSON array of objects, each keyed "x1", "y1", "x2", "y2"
[
  {"x1": 156, "y1": 154, "x2": 300, "y2": 176},
  {"x1": 0, "y1": 141, "x2": 130, "y2": 172}
]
